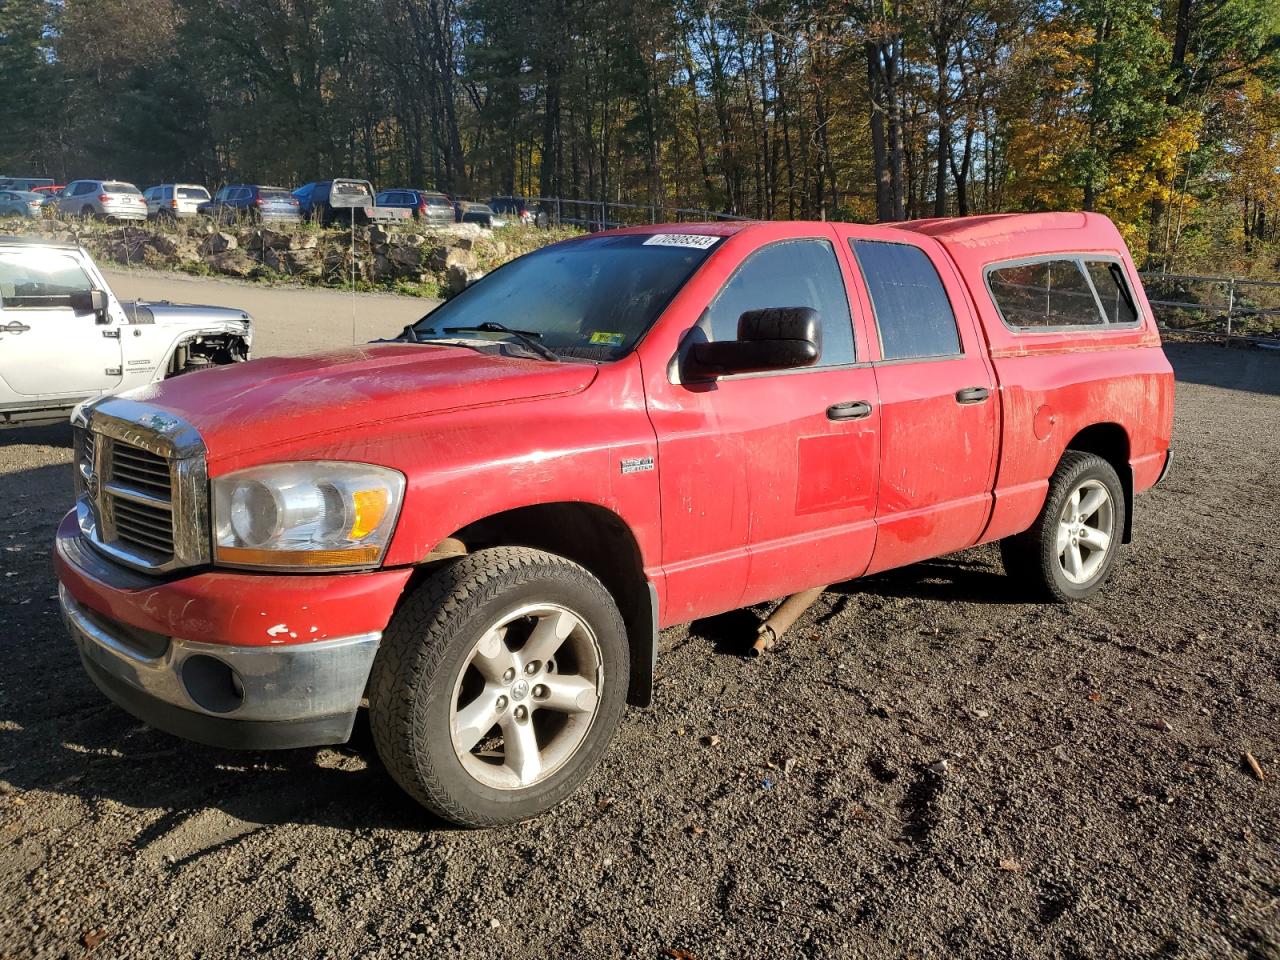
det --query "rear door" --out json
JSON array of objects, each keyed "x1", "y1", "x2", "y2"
[
  {"x1": 0, "y1": 247, "x2": 122, "y2": 401},
  {"x1": 835, "y1": 230, "x2": 999, "y2": 574}
]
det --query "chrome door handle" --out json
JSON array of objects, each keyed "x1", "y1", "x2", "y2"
[
  {"x1": 2, "y1": 321, "x2": 31, "y2": 334},
  {"x1": 955, "y1": 386, "x2": 989, "y2": 404},
  {"x1": 827, "y1": 400, "x2": 873, "y2": 421}
]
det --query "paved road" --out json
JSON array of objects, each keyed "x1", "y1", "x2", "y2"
[
  {"x1": 103, "y1": 268, "x2": 440, "y2": 358},
  {"x1": 0, "y1": 342, "x2": 1276, "y2": 958}
]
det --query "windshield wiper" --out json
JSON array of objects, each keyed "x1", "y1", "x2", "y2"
[{"x1": 438, "y1": 321, "x2": 560, "y2": 361}]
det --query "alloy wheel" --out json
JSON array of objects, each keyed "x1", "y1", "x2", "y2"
[
  {"x1": 449, "y1": 603, "x2": 603, "y2": 791},
  {"x1": 1055, "y1": 479, "x2": 1115, "y2": 584}
]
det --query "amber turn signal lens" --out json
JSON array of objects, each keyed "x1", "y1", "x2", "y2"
[
  {"x1": 349, "y1": 488, "x2": 390, "y2": 540},
  {"x1": 215, "y1": 545, "x2": 383, "y2": 569}
]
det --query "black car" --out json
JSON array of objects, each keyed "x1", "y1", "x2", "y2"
[
  {"x1": 488, "y1": 196, "x2": 535, "y2": 226},
  {"x1": 458, "y1": 202, "x2": 498, "y2": 228}
]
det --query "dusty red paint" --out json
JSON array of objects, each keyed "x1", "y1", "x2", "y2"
[{"x1": 57, "y1": 212, "x2": 1173, "y2": 645}]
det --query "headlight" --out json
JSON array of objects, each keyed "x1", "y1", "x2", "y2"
[{"x1": 212, "y1": 462, "x2": 405, "y2": 570}]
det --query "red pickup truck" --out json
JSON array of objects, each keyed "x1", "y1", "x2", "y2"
[{"x1": 55, "y1": 213, "x2": 1174, "y2": 826}]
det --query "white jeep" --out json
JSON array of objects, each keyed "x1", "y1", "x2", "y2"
[{"x1": 0, "y1": 236, "x2": 252, "y2": 427}]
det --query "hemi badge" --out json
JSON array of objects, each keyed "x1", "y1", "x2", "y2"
[{"x1": 620, "y1": 456, "x2": 655, "y2": 475}]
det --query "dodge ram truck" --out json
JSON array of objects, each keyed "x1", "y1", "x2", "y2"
[
  {"x1": 1, "y1": 236, "x2": 252, "y2": 427},
  {"x1": 54, "y1": 213, "x2": 1174, "y2": 827}
]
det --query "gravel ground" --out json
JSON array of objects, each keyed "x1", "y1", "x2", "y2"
[
  {"x1": 102, "y1": 268, "x2": 437, "y2": 357},
  {"x1": 0, "y1": 334, "x2": 1277, "y2": 960}
]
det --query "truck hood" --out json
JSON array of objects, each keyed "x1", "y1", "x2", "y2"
[
  {"x1": 122, "y1": 300, "x2": 253, "y2": 331},
  {"x1": 122, "y1": 343, "x2": 598, "y2": 462}
]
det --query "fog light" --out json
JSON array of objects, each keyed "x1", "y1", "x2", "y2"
[{"x1": 181, "y1": 655, "x2": 246, "y2": 714}]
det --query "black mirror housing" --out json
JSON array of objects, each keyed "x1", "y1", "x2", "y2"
[
  {"x1": 70, "y1": 289, "x2": 109, "y2": 320},
  {"x1": 687, "y1": 306, "x2": 822, "y2": 379}
]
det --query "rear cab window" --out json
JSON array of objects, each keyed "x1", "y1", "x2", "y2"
[
  {"x1": 986, "y1": 255, "x2": 1142, "y2": 332},
  {"x1": 333, "y1": 181, "x2": 372, "y2": 201}
]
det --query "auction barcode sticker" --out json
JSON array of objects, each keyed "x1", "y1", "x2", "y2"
[{"x1": 642, "y1": 233, "x2": 721, "y2": 250}]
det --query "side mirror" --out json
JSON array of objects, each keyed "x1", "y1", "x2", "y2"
[
  {"x1": 687, "y1": 307, "x2": 822, "y2": 379},
  {"x1": 70, "y1": 289, "x2": 110, "y2": 322}
]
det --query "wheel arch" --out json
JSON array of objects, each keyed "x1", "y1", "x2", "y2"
[
  {"x1": 1063, "y1": 422, "x2": 1133, "y2": 543},
  {"x1": 415, "y1": 501, "x2": 657, "y2": 708}
]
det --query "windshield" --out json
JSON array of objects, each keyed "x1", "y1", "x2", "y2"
[
  {"x1": 409, "y1": 233, "x2": 719, "y2": 361},
  {"x1": 259, "y1": 189, "x2": 293, "y2": 201},
  {"x1": 178, "y1": 187, "x2": 209, "y2": 199},
  {"x1": 103, "y1": 182, "x2": 140, "y2": 194}
]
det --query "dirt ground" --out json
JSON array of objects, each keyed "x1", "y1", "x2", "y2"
[{"x1": 0, "y1": 292, "x2": 1277, "y2": 959}]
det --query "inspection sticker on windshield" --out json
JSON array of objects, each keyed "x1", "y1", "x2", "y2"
[
  {"x1": 643, "y1": 233, "x2": 721, "y2": 250},
  {"x1": 590, "y1": 331, "x2": 625, "y2": 346}
]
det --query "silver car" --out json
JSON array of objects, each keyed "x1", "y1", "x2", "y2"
[
  {"x1": 0, "y1": 190, "x2": 46, "y2": 218},
  {"x1": 58, "y1": 180, "x2": 148, "y2": 221},
  {"x1": 143, "y1": 183, "x2": 211, "y2": 220}
]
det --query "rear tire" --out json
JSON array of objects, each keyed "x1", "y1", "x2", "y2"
[
  {"x1": 369, "y1": 547, "x2": 629, "y2": 827},
  {"x1": 1001, "y1": 451, "x2": 1125, "y2": 602}
]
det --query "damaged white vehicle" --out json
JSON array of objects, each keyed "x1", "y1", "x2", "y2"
[{"x1": 0, "y1": 236, "x2": 252, "y2": 427}]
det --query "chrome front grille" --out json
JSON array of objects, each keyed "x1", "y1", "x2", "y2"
[
  {"x1": 110, "y1": 444, "x2": 172, "y2": 499},
  {"x1": 111, "y1": 489, "x2": 175, "y2": 556},
  {"x1": 73, "y1": 398, "x2": 209, "y2": 574}
]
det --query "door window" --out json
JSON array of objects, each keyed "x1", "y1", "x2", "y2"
[
  {"x1": 700, "y1": 239, "x2": 856, "y2": 368},
  {"x1": 850, "y1": 240, "x2": 961, "y2": 360},
  {"x1": 0, "y1": 250, "x2": 93, "y2": 309}
]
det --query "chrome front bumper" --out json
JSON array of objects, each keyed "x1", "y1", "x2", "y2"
[{"x1": 61, "y1": 587, "x2": 380, "y2": 749}]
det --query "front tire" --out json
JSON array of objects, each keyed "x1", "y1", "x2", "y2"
[
  {"x1": 1001, "y1": 451, "x2": 1125, "y2": 602},
  {"x1": 369, "y1": 547, "x2": 629, "y2": 827}
]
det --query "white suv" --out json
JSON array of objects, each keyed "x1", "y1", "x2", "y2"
[
  {"x1": 57, "y1": 180, "x2": 148, "y2": 221},
  {"x1": 0, "y1": 236, "x2": 253, "y2": 426},
  {"x1": 143, "y1": 183, "x2": 211, "y2": 220}
]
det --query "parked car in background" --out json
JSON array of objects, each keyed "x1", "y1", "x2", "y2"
[
  {"x1": 0, "y1": 177, "x2": 56, "y2": 192},
  {"x1": 144, "y1": 184, "x2": 211, "y2": 220},
  {"x1": 197, "y1": 184, "x2": 301, "y2": 224},
  {"x1": 489, "y1": 196, "x2": 535, "y2": 226},
  {"x1": 31, "y1": 185, "x2": 65, "y2": 198},
  {"x1": 457, "y1": 202, "x2": 500, "y2": 228},
  {"x1": 294, "y1": 179, "x2": 411, "y2": 227},
  {"x1": 374, "y1": 188, "x2": 455, "y2": 226},
  {"x1": 57, "y1": 180, "x2": 148, "y2": 221},
  {"x1": 0, "y1": 235, "x2": 252, "y2": 427},
  {"x1": 0, "y1": 191, "x2": 47, "y2": 218}
]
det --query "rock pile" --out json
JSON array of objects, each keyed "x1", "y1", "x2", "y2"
[{"x1": 14, "y1": 218, "x2": 511, "y2": 296}]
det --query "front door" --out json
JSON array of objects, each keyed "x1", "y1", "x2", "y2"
[
  {"x1": 836, "y1": 231, "x2": 998, "y2": 574},
  {"x1": 644, "y1": 227, "x2": 881, "y2": 622},
  {"x1": 0, "y1": 246, "x2": 121, "y2": 401}
]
